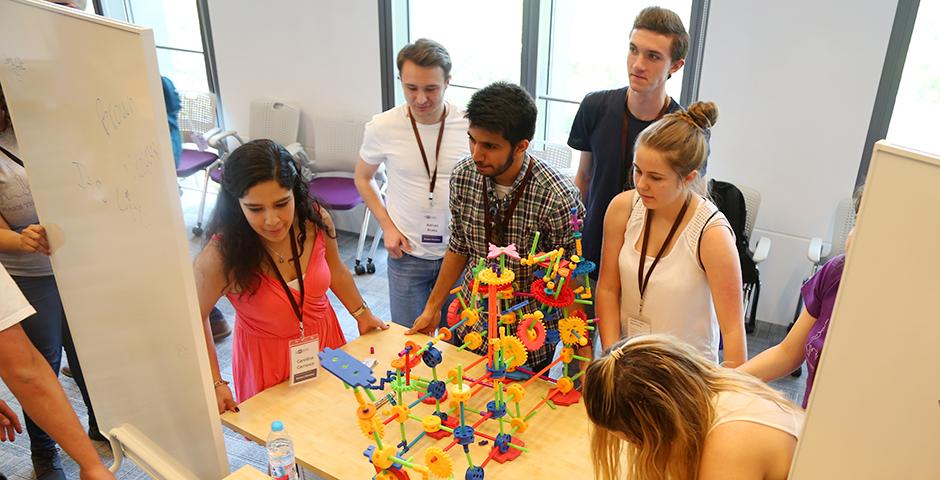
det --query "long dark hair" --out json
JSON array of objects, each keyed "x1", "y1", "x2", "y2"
[{"x1": 205, "y1": 139, "x2": 331, "y2": 294}]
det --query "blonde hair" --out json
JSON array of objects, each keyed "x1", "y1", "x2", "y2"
[
  {"x1": 636, "y1": 101, "x2": 718, "y2": 197},
  {"x1": 583, "y1": 335, "x2": 797, "y2": 480}
]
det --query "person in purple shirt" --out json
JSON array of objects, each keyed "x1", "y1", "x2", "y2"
[{"x1": 739, "y1": 189, "x2": 861, "y2": 407}]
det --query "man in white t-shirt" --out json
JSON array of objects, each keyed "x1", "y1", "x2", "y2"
[
  {"x1": 0, "y1": 264, "x2": 115, "y2": 480},
  {"x1": 355, "y1": 38, "x2": 470, "y2": 328}
]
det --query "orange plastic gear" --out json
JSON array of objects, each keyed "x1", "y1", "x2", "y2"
[
  {"x1": 359, "y1": 418, "x2": 384, "y2": 440},
  {"x1": 510, "y1": 417, "x2": 528, "y2": 434},
  {"x1": 463, "y1": 331, "x2": 484, "y2": 350},
  {"x1": 437, "y1": 327, "x2": 452, "y2": 342},
  {"x1": 505, "y1": 383, "x2": 525, "y2": 402},
  {"x1": 500, "y1": 311, "x2": 518, "y2": 325},
  {"x1": 558, "y1": 315, "x2": 589, "y2": 347},
  {"x1": 390, "y1": 405, "x2": 410, "y2": 424},
  {"x1": 499, "y1": 336, "x2": 527, "y2": 371},
  {"x1": 556, "y1": 376, "x2": 574, "y2": 394},
  {"x1": 559, "y1": 347, "x2": 574, "y2": 364},
  {"x1": 356, "y1": 403, "x2": 377, "y2": 420},
  {"x1": 423, "y1": 447, "x2": 454, "y2": 478}
]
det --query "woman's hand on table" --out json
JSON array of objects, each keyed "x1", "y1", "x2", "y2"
[
  {"x1": 357, "y1": 311, "x2": 389, "y2": 335},
  {"x1": 214, "y1": 384, "x2": 239, "y2": 414}
]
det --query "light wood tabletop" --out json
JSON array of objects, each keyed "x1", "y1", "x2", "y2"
[
  {"x1": 221, "y1": 324, "x2": 593, "y2": 479},
  {"x1": 223, "y1": 465, "x2": 270, "y2": 479}
]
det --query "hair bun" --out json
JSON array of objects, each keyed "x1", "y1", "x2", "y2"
[{"x1": 686, "y1": 101, "x2": 719, "y2": 130}]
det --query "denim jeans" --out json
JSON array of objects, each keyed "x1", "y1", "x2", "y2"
[
  {"x1": 13, "y1": 275, "x2": 98, "y2": 456},
  {"x1": 387, "y1": 253, "x2": 451, "y2": 328}
]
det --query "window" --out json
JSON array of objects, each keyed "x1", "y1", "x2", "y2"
[
  {"x1": 385, "y1": 0, "x2": 702, "y2": 150},
  {"x1": 536, "y1": 0, "x2": 693, "y2": 144},
  {"x1": 99, "y1": 0, "x2": 213, "y2": 93},
  {"x1": 400, "y1": 0, "x2": 524, "y2": 109},
  {"x1": 886, "y1": 1, "x2": 940, "y2": 156}
]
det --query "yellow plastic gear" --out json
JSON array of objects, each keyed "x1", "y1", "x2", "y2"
[
  {"x1": 477, "y1": 267, "x2": 515, "y2": 286},
  {"x1": 449, "y1": 383, "x2": 472, "y2": 403},
  {"x1": 372, "y1": 446, "x2": 396, "y2": 470},
  {"x1": 557, "y1": 376, "x2": 574, "y2": 394},
  {"x1": 461, "y1": 308, "x2": 480, "y2": 327},
  {"x1": 505, "y1": 383, "x2": 525, "y2": 402},
  {"x1": 423, "y1": 446, "x2": 454, "y2": 478},
  {"x1": 499, "y1": 336, "x2": 527, "y2": 371},
  {"x1": 359, "y1": 418, "x2": 384, "y2": 440},
  {"x1": 375, "y1": 472, "x2": 395, "y2": 480},
  {"x1": 559, "y1": 347, "x2": 574, "y2": 364},
  {"x1": 422, "y1": 414, "x2": 442, "y2": 433},
  {"x1": 558, "y1": 316, "x2": 589, "y2": 347},
  {"x1": 500, "y1": 311, "x2": 518, "y2": 325},
  {"x1": 463, "y1": 331, "x2": 483, "y2": 350}
]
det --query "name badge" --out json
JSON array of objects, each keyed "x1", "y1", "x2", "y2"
[
  {"x1": 289, "y1": 334, "x2": 320, "y2": 386},
  {"x1": 420, "y1": 212, "x2": 446, "y2": 244},
  {"x1": 626, "y1": 315, "x2": 652, "y2": 337}
]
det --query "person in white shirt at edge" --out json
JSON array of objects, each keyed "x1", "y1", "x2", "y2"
[
  {"x1": 594, "y1": 101, "x2": 747, "y2": 366},
  {"x1": 355, "y1": 38, "x2": 470, "y2": 328},
  {"x1": 0, "y1": 263, "x2": 115, "y2": 480}
]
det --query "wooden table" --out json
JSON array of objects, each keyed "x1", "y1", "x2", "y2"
[
  {"x1": 221, "y1": 324, "x2": 593, "y2": 479},
  {"x1": 223, "y1": 465, "x2": 269, "y2": 479}
]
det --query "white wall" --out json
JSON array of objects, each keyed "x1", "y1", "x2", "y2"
[
  {"x1": 698, "y1": 0, "x2": 898, "y2": 325},
  {"x1": 207, "y1": 0, "x2": 382, "y2": 232}
]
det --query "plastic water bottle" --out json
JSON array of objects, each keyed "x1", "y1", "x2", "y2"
[{"x1": 266, "y1": 420, "x2": 298, "y2": 480}]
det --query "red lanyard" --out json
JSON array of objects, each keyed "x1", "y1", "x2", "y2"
[
  {"x1": 482, "y1": 157, "x2": 534, "y2": 245},
  {"x1": 265, "y1": 226, "x2": 306, "y2": 337},
  {"x1": 621, "y1": 92, "x2": 671, "y2": 190},
  {"x1": 408, "y1": 106, "x2": 448, "y2": 202},
  {"x1": 637, "y1": 193, "x2": 692, "y2": 301}
]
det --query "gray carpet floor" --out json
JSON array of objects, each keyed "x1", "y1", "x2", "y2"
[{"x1": 0, "y1": 173, "x2": 805, "y2": 479}]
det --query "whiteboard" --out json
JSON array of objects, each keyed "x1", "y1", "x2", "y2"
[
  {"x1": 0, "y1": 1, "x2": 227, "y2": 477},
  {"x1": 791, "y1": 141, "x2": 940, "y2": 479}
]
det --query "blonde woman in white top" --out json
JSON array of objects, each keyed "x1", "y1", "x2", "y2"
[
  {"x1": 594, "y1": 101, "x2": 746, "y2": 366},
  {"x1": 583, "y1": 335, "x2": 803, "y2": 480}
]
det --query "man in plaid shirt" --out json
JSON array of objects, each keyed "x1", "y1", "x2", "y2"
[{"x1": 407, "y1": 82, "x2": 584, "y2": 371}]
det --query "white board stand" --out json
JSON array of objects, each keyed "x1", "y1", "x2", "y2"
[
  {"x1": 0, "y1": 1, "x2": 228, "y2": 477},
  {"x1": 791, "y1": 141, "x2": 940, "y2": 478}
]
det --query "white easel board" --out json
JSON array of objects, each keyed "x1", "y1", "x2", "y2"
[
  {"x1": 791, "y1": 141, "x2": 940, "y2": 479},
  {"x1": 0, "y1": 1, "x2": 227, "y2": 477}
]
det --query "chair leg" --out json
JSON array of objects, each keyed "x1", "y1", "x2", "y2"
[
  {"x1": 742, "y1": 283, "x2": 755, "y2": 334},
  {"x1": 353, "y1": 207, "x2": 372, "y2": 275},
  {"x1": 366, "y1": 227, "x2": 383, "y2": 274},
  {"x1": 747, "y1": 280, "x2": 761, "y2": 333},
  {"x1": 192, "y1": 168, "x2": 212, "y2": 236}
]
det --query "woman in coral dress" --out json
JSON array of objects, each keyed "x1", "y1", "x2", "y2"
[{"x1": 194, "y1": 139, "x2": 388, "y2": 412}]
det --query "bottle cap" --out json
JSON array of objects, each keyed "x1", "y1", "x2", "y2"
[{"x1": 271, "y1": 420, "x2": 284, "y2": 432}]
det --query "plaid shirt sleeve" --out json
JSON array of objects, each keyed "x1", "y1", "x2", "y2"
[{"x1": 447, "y1": 157, "x2": 474, "y2": 257}]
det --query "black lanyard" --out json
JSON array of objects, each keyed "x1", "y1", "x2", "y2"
[
  {"x1": 483, "y1": 157, "x2": 534, "y2": 245},
  {"x1": 637, "y1": 193, "x2": 692, "y2": 305},
  {"x1": 621, "y1": 92, "x2": 671, "y2": 190},
  {"x1": 0, "y1": 144, "x2": 24, "y2": 168},
  {"x1": 408, "y1": 106, "x2": 447, "y2": 202},
  {"x1": 265, "y1": 226, "x2": 306, "y2": 337}
]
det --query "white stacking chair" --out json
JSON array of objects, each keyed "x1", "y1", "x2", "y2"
[{"x1": 528, "y1": 140, "x2": 574, "y2": 171}]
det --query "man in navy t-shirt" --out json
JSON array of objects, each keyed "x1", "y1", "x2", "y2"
[{"x1": 568, "y1": 6, "x2": 690, "y2": 270}]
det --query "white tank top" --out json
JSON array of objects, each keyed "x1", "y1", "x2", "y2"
[
  {"x1": 710, "y1": 390, "x2": 804, "y2": 439},
  {"x1": 618, "y1": 195, "x2": 730, "y2": 362}
]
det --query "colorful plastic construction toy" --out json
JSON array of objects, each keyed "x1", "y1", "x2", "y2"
[{"x1": 319, "y1": 213, "x2": 596, "y2": 479}]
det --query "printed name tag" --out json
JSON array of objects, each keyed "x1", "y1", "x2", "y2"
[
  {"x1": 420, "y1": 213, "x2": 446, "y2": 244},
  {"x1": 289, "y1": 334, "x2": 320, "y2": 386},
  {"x1": 626, "y1": 315, "x2": 652, "y2": 337}
]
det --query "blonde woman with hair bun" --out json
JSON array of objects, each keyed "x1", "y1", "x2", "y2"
[
  {"x1": 594, "y1": 101, "x2": 747, "y2": 366},
  {"x1": 583, "y1": 335, "x2": 804, "y2": 480}
]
